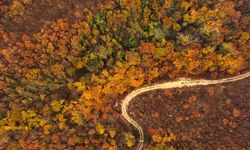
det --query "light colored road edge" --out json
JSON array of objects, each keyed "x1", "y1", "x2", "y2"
[{"x1": 121, "y1": 72, "x2": 250, "y2": 150}]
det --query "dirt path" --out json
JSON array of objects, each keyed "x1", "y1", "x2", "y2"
[{"x1": 122, "y1": 72, "x2": 250, "y2": 150}]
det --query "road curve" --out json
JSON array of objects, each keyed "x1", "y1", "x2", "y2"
[{"x1": 121, "y1": 72, "x2": 250, "y2": 150}]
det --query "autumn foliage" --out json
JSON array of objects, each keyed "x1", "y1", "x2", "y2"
[{"x1": 0, "y1": 0, "x2": 249, "y2": 149}]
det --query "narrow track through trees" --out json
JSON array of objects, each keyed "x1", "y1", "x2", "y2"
[{"x1": 121, "y1": 72, "x2": 250, "y2": 150}]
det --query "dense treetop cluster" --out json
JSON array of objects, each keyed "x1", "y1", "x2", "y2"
[{"x1": 0, "y1": 0, "x2": 249, "y2": 149}]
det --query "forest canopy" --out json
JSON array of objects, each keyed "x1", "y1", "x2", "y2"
[{"x1": 0, "y1": 0, "x2": 249, "y2": 149}]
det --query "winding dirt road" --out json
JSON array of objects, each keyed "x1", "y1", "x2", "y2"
[{"x1": 121, "y1": 72, "x2": 250, "y2": 150}]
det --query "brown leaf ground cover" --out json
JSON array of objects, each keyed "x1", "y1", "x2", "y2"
[{"x1": 129, "y1": 77, "x2": 250, "y2": 149}]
